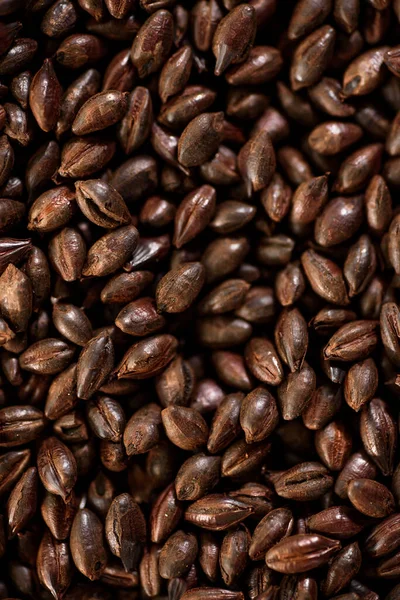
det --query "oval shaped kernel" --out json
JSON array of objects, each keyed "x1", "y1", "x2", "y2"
[{"x1": 72, "y1": 90, "x2": 129, "y2": 135}]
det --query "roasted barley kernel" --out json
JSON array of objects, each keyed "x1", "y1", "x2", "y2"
[{"x1": 0, "y1": 2, "x2": 398, "y2": 598}]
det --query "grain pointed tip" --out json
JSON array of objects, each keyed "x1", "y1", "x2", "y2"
[
  {"x1": 178, "y1": 163, "x2": 191, "y2": 177},
  {"x1": 121, "y1": 552, "x2": 134, "y2": 573},
  {"x1": 214, "y1": 44, "x2": 230, "y2": 77},
  {"x1": 323, "y1": 347, "x2": 331, "y2": 360},
  {"x1": 76, "y1": 388, "x2": 88, "y2": 401},
  {"x1": 244, "y1": 178, "x2": 253, "y2": 198},
  {"x1": 290, "y1": 79, "x2": 303, "y2": 92}
]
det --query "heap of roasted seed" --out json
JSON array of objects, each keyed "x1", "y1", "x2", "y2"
[{"x1": 2, "y1": 0, "x2": 400, "y2": 598}]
